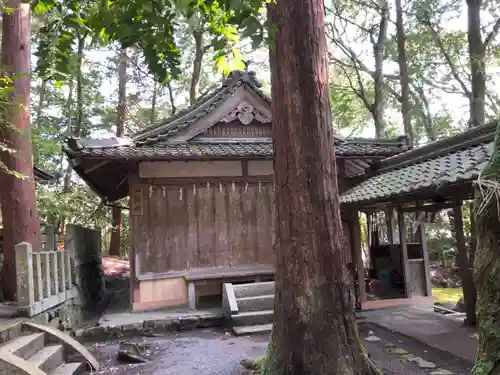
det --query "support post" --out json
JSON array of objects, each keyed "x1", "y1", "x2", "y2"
[
  {"x1": 385, "y1": 208, "x2": 394, "y2": 244},
  {"x1": 15, "y1": 242, "x2": 34, "y2": 309},
  {"x1": 351, "y1": 212, "x2": 366, "y2": 307},
  {"x1": 452, "y1": 200, "x2": 476, "y2": 325},
  {"x1": 416, "y1": 218, "x2": 432, "y2": 296},
  {"x1": 397, "y1": 207, "x2": 411, "y2": 298},
  {"x1": 188, "y1": 281, "x2": 196, "y2": 310}
]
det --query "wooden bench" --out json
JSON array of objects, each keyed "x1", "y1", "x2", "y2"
[{"x1": 184, "y1": 265, "x2": 275, "y2": 310}]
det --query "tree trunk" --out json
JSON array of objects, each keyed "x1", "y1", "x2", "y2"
[
  {"x1": 109, "y1": 48, "x2": 128, "y2": 257},
  {"x1": 0, "y1": 0, "x2": 41, "y2": 301},
  {"x1": 190, "y1": 30, "x2": 204, "y2": 105},
  {"x1": 263, "y1": 1, "x2": 379, "y2": 374},
  {"x1": 59, "y1": 34, "x2": 85, "y2": 236},
  {"x1": 394, "y1": 0, "x2": 413, "y2": 145},
  {"x1": 473, "y1": 126, "x2": 500, "y2": 374},
  {"x1": 371, "y1": 3, "x2": 388, "y2": 138},
  {"x1": 167, "y1": 80, "x2": 176, "y2": 115},
  {"x1": 151, "y1": 79, "x2": 157, "y2": 124},
  {"x1": 466, "y1": 0, "x2": 486, "y2": 128}
]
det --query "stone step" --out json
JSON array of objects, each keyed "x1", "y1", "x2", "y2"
[
  {"x1": 0, "y1": 332, "x2": 45, "y2": 359},
  {"x1": 49, "y1": 362, "x2": 85, "y2": 375},
  {"x1": 232, "y1": 310, "x2": 273, "y2": 326},
  {"x1": 28, "y1": 344, "x2": 65, "y2": 373},
  {"x1": 233, "y1": 282, "x2": 275, "y2": 299},
  {"x1": 233, "y1": 323, "x2": 273, "y2": 336},
  {"x1": 0, "y1": 319, "x2": 23, "y2": 344},
  {"x1": 236, "y1": 294, "x2": 274, "y2": 312}
]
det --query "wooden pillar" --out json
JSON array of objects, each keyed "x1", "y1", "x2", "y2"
[
  {"x1": 385, "y1": 208, "x2": 394, "y2": 244},
  {"x1": 416, "y1": 219, "x2": 432, "y2": 296},
  {"x1": 452, "y1": 200, "x2": 476, "y2": 324},
  {"x1": 351, "y1": 212, "x2": 366, "y2": 306},
  {"x1": 397, "y1": 207, "x2": 411, "y2": 298}
]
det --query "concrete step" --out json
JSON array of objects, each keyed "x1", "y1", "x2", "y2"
[
  {"x1": 0, "y1": 332, "x2": 45, "y2": 359},
  {"x1": 232, "y1": 310, "x2": 273, "y2": 326},
  {"x1": 233, "y1": 323, "x2": 272, "y2": 336},
  {"x1": 236, "y1": 294, "x2": 274, "y2": 312},
  {"x1": 0, "y1": 319, "x2": 23, "y2": 344},
  {"x1": 233, "y1": 282, "x2": 275, "y2": 299},
  {"x1": 28, "y1": 344, "x2": 65, "y2": 373},
  {"x1": 49, "y1": 362, "x2": 85, "y2": 375}
]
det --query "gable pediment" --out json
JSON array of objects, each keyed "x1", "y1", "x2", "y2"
[{"x1": 169, "y1": 85, "x2": 272, "y2": 143}]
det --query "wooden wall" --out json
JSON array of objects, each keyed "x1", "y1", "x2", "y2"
[{"x1": 130, "y1": 181, "x2": 275, "y2": 274}]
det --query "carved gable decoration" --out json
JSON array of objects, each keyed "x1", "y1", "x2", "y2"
[{"x1": 221, "y1": 102, "x2": 271, "y2": 125}]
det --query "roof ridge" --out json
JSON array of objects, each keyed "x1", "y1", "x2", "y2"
[
  {"x1": 375, "y1": 122, "x2": 497, "y2": 173},
  {"x1": 345, "y1": 135, "x2": 410, "y2": 146}
]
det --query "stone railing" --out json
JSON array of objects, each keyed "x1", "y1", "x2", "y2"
[{"x1": 15, "y1": 242, "x2": 76, "y2": 317}]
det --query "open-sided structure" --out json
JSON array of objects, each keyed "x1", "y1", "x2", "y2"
[{"x1": 64, "y1": 70, "x2": 417, "y2": 311}]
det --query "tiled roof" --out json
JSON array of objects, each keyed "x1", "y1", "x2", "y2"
[
  {"x1": 64, "y1": 138, "x2": 409, "y2": 160},
  {"x1": 132, "y1": 71, "x2": 271, "y2": 146},
  {"x1": 340, "y1": 123, "x2": 496, "y2": 204}
]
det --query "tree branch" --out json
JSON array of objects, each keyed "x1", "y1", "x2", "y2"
[{"x1": 484, "y1": 17, "x2": 500, "y2": 48}]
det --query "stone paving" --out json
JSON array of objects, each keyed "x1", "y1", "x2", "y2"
[
  {"x1": 85, "y1": 325, "x2": 472, "y2": 375},
  {"x1": 359, "y1": 303, "x2": 477, "y2": 362}
]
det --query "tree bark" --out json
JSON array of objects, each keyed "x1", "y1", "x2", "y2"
[
  {"x1": 0, "y1": 0, "x2": 41, "y2": 301},
  {"x1": 190, "y1": 30, "x2": 204, "y2": 105},
  {"x1": 263, "y1": 1, "x2": 379, "y2": 374},
  {"x1": 394, "y1": 0, "x2": 413, "y2": 145},
  {"x1": 466, "y1": 0, "x2": 486, "y2": 128},
  {"x1": 371, "y1": 3, "x2": 388, "y2": 138},
  {"x1": 151, "y1": 79, "x2": 157, "y2": 124},
  {"x1": 109, "y1": 48, "x2": 128, "y2": 257},
  {"x1": 473, "y1": 125, "x2": 500, "y2": 374}
]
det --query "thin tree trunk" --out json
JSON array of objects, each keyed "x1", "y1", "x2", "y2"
[
  {"x1": 151, "y1": 79, "x2": 157, "y2": 124},
  {"x1": 190, "y1": 30, "x2": 204, "y2": 105},
  {"x1": 167, "y1": 80, "x2": 176, "y2": 115},
  {"x1": 473, "y1": 124, "x2": 500, "y2": 374},
  {"x1": 263, "y1": 1, "x2": 380, "y2": 374},
  {"x1": 109, "y1": 48, "x2": 128, "y2": 257},
  {"x1": 59, "y1": 34, "x2": 85, "y2": 235},
  {"x1": 466, "y1": 0, "x2": 486, "y2": 128},
  {"x1": 0, "y1": 0, "x2": 41, "y2": 301},
  {"x1": 371, "y1": 3, "x2": 388, "y2": 138},
  {"x1": 35, "y1": 79, "x2": 46, "y2": 123},
  {"x1": 394, "y1": 0, "x2": 413, "y2": 144}
]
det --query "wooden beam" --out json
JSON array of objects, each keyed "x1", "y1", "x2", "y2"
[
  {"x1": 402, "y1": 202, "x2": 455, "y2": 213},
  {"x1": 397, "y1": 207, "x2": 411, "y2": 298},
  {"x1": 416, "y1": 217, "x2": 432, "y2": 296},
  {"x1": 83, "y1": 160, "x2": 110, "y2": 174}
]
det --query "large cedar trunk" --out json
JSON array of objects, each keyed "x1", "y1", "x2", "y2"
[
  {"x1": 394, "y1": 0, "x2": 413, "y2": 144},
  {"x1": 109, "y1": 48, "x2": 128, "y2": 257},
  {"x1": 0, "y1": 0, "x2": 41, "y2": 300},
  {"x1": 263, "y1": 1, "x2": 378, "y2": 374},
  {"x1": 473, "y1": 125, "x2": 500, "y2": 374}
]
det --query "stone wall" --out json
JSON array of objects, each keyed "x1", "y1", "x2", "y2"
[
  {"x1": 65, "y1": 224, "x2": 104, "y2": 310},
  {"x1": 27, "y1": 293, "x2": 84, "y2": 333}
]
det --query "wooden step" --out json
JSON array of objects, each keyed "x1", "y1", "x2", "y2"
[
  {"x1": 236, "y1": 294, "x2": 274, "y2": 312},
  {"x1": 0, "y1": 332, "x2": 45, "y2": 359},
  {"x1": 28, "y1": 344, "x2": 65, "y2": 373},
  {"x1": 233, "y1": 323, "x2": 272, "y2": 336},
  {"x1": 232, "y1": 310, "x2": 273, "y2": 326},
  {"x1": 233, "y1": 282, "x2": 275, "y2": 299},
  {"x1": 49, "y1": 362, "x2": 85, "y2": 375}
]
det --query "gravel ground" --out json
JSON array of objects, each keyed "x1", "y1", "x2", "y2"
[{"x1": 87, "y1": 325, "x2": 472, "y2": 375}]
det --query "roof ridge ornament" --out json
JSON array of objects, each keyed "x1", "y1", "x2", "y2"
[
  {"x1": 227, "y1": 68, "x2": 262, "y2": 88},
  {"x1": 221, "y1": 101, "x2": 271, "y2": 125}
]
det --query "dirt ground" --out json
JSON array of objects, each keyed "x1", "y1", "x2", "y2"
[{"x1": 86, "y1": 323, "x2": 473, "y2": 375}]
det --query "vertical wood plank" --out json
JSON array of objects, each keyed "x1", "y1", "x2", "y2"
[
  {"x1": 214, "y1": 182, "x2": 229, "y2": 266},
  {"x1": 228, "y1": 182, "x2": 243, "y2": 266},
  {"x1": 241, "y1": 183, "x2": 257, "y2": 263},
  {"x1": 197, "y1": 183, "x2": 215, "y2": 266},
  {"x1": 185, "y1": 184, "x2": 199, "y2": 268}
]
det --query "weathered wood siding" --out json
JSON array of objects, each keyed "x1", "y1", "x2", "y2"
[{"x1": 131, "y1": 181, "x2": 275, "y2": 274}]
